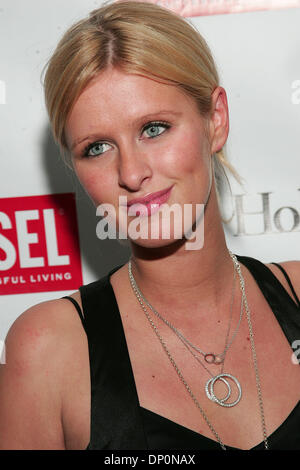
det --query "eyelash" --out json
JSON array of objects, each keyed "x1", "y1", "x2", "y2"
[{"x1": 81, "y1": 120, "x2": 171, "y2": 159}]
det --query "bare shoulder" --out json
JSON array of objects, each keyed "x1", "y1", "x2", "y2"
[
  {"x1": 5, "y1": 292, "x2": 85, "y2": 360},
  {"x1": 0, "y1": 292, "x2": 88, "y2": 449},
  {"x1": 266, "y1": 260, "x2": 300, "y2": 304}
]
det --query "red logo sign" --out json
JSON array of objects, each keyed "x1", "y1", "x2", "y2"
[
  {"x1": 139, "y1": 0, "x2": 300, "y2": 17},
  {"x1": 0, "y1": 193, "x2": 83, "y2": 295}
]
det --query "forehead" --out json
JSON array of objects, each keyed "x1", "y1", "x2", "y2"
[
  {"x1": 67, "y1": 68, "x2": 198, "y2": 123},
  {"x1": 75, "y1": 67, "x2": 194, "y2": 108}
]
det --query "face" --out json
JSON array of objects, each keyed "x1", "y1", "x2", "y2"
[{"x1": 65, "y1": 67, "x2": 225, "y2": 248}]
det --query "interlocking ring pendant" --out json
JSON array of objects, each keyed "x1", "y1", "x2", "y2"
[
  {"x1": 204, "y1": 353, "x2": 224, "y2": 365},
  {"x1": 205, "y1": 373, "x2": 242, "y2": 407}
]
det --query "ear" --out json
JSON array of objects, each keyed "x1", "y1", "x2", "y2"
[{"x1": 208, "y1": 86, "x2": 230, "y2": 155}]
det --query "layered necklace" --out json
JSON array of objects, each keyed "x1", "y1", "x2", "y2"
[{"x1": 128, "y1": 250, "x2": 269, "y2": 450}]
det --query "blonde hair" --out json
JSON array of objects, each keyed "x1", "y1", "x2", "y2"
[{"x1": 43, "y1": 0, "x2": 242, "y2": 212}]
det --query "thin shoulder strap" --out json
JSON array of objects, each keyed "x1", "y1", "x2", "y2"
[
  {"x1": 271, "y1": 263, "x2": 300, "y2": 308},
  {"x1": 236, "y1": 254, "x2": 300, "y2": 346},
  {"x1": 62, "y1": 296, "x2": 85, "y2": 327}
]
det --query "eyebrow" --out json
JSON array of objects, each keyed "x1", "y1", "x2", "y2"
[{"x1": 70, "y1": 110, "x2": 182, "y2": 151}]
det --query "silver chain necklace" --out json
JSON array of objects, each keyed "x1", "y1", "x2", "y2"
[
  {"x1": 129, "y1": 258, "x2": 244, "y2": 407},
  {"x1": 138, "y1": 263, "x2": 239, "y2": 366},
  {"x1": 128, "y1": 250, "x2": 269, "y2": 450}
]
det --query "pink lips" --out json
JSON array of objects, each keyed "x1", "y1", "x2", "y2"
[{"x1": 126, "y1": 185, "x2": 173, "y2": 217}]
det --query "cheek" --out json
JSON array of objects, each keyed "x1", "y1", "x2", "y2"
[
  {"x1": 163, "y1": 128, "x2": 209, "y2": 176},
  {"x1": 167, "y1": 129, "x2": 212, "y2": 206},
  {"x1": 73, "y1": 162, "x2": 113, "y2": 205}
]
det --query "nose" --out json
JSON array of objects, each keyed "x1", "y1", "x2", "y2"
[{"x1": 118, "y1": 143, "x2": 152, "y2": 191}]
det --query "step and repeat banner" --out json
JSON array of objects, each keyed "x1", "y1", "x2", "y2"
[{"x1": 0, "y1": 0, "x2": 300, "y2": 353}]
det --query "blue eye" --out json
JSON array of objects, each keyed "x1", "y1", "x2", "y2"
[
  {"x1": 142, "y1": 121, "x2": 170, "y2": 138},
  {"x1": 81, "y1": 121, "x2": 170, "y2": 158},
  {"x1": 83, "y1": 142, "x2": 111, "y2": 158}
]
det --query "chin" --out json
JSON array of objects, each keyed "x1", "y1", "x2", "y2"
[
  {"x1": 128, "y1": 235, "x2": 187, "y2": 253},
  {"x1": 119, "y1": 219, "x2": 197, "y2": 252}
]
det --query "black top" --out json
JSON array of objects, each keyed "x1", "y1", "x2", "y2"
[{"x1": 62, "y1": 254, "x2": 300, "y2": 450}]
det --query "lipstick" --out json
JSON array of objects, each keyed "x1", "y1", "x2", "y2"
[{"x1": 126, "y1": 185, "x2": 173, "y2": 217}]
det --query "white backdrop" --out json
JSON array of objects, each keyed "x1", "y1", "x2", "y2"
[{"x1": 0, "y1": 0, "x2": 299, "y2": 350}]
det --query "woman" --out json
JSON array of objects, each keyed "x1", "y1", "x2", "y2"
[{"x1": 0, "y1": 0, "x2": 299, "y2": 451}]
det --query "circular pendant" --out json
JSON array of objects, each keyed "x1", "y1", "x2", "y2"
[
  {"x1": 205, "y1": 373, "x2": 242, "y2": 407},
  {"x1": 206, "y1": 376, "x2": 232, "y2": 404}
]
